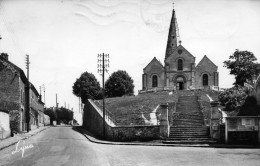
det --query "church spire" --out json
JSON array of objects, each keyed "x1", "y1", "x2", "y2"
[{"x1": 165, "y1": 5, "x2": 179, "y2": 61}]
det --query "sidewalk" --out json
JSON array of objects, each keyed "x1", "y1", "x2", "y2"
[
  {"x1": 73, "y1": 126, "x2": 260, "y2": 149},
  {"x1": 0, "y1": 126, "x2": 51, "y2": 151}
]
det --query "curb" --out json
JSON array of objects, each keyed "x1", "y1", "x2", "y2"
[
  {"x1": 0, "y1": 126, "x2": 51, "y2": 151},
  {"x1": 74, "y1": 127, "x2": 260, "y2": 149}
]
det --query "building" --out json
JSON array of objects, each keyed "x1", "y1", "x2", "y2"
[
  {"x1": 0, "y1": 53, "x2": 45, "y2": 132},
  {"x1": 0, "y1": 53, "x2": 27, "y2": 131},
  {"x1": 142, "y1": 8, "x2": 219, "y2": 91},
  {"x1": 30, "y1": 84, "x2": 45, "y2": 130}
]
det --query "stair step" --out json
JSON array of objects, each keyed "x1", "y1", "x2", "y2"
[
  {"x1": 166, "y1": 137, "x2": 211, "y2": 140},
  {"x1": 173, "y1": 118, "x2": 204, "y2": 121},
  {"x1": 170, "y1": 130, "x2": 208, "y2": 132},
  {"x1": 169, "y1": 134, "x2": 209, "y2": 137},
  {"x1": 163, "y1": 140, "x2": 216, "y2": 144},
  {"x1": 169, "y1": 137, "x2": 209, "y2": 139},
  {"x1": 172, "y1": 123, "x2": 204, "y2": 126},
  {"x1": 171, "y1": 126, "x2": 209, "y2": 128},
  {"x1": 170, "y1": 131, "x2": 209, "y2": 134}
]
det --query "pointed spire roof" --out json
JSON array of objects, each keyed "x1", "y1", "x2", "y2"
[{"x1": 165, "y1": 7, "x2": 179, "y2": 61}]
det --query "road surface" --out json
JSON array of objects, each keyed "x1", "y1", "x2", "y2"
[{"x1": 0, "y1": 126, "x2": 259, "y2": 166}]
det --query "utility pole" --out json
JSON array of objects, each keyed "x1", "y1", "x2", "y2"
[
  {"x1": 56, "y1": 94, "x2": 58, "y2": 109},
  {"x1": 25, "y1": 55, "x2": 30, "y2": 132},
  {"x1": 42, "y1": 84, "x2": 46, "y2": 107},
  {"x1": 97, "y1": 53, "x2": 109, "y2": 139},
  {"x1": 0, "y1": 35, "x2": 2, "y2": 53}
]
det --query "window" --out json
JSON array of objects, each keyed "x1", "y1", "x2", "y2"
[
  {"x1": 177, "y1": 59, "x2": 183, "y2": 71},
  {"x1": 152, "y1": 75, "x2": 158, "y2": 87},
  {"x1": 203, "y1": 74, "x2": 208, "y2": 86},
  {"x1": 178, "y1": 49, "x2": 183, "y2": 54}
]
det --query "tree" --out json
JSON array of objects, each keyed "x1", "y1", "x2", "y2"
[
  {"x1": 72, "y1": 71, "x2": 101, "y2": 102},
  {"x1": 57, "y1": 107, "x2": 74, "y2": 124},
  {"x1": 223, "y1": 49, "x2": 260, "y2": 86},
  {"x1": 105, "y1": 70, "x2": 134, "y2": 98},
  {"x1": 44, "y1": 108, "x2": 57, "y2": 125},
  {"x1": 238, "y1": 95, "x2": 260, "y2": 116},
  {"x1": 218, "y1": 86, "x2": 248, "y2": 113}
]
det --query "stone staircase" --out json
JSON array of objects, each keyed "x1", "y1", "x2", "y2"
[{"x1": 164, "y1": 91, "x2": 215, "y2": 144}]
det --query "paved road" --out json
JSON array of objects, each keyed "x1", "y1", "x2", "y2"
[{"x1": 0, "y1": 127, "x2": 259, "y2": 166}]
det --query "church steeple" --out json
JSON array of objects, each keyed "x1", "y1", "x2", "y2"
[{"x1": 165, "y1": 6, "x2": 179, "y2": 61}]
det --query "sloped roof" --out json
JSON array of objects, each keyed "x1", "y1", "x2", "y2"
[
  {"x1": 196, "y1": 55, "x2": 217, "y2": 69},
  {"x1": 165, "y1": 44, "x2": 195, "y2": 62},
  {"x1": 143, "y1": 57, "x2": 164, "y2": 71},
  {"x1": 0, "y1": 58, "x2": 27, "y2": 83}
]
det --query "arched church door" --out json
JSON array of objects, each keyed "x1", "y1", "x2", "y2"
[{"x1": 176, "y1": 77, "x2": 184, "y2": 90}]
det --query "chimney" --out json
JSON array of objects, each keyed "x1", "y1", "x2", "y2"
[{"x1": 0, "y1": 53, "x2": 9, "y2": 61}]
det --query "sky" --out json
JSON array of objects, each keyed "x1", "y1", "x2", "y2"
[{"x1": 0, "y1": 0, "x2": 259, "y2": 124}]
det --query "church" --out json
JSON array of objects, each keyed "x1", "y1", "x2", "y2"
[{"x1": 142, "y1": 8, "x2": 219, "y2": 91}]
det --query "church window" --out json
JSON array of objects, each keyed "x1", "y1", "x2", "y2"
[
  {"x1": 177, "y1": 59, "x2": 183, "y2": 71},
  {"x1": 203, "y1": 74, "x2": 208, "y2": 86},
  {"x1": 178, "y1": 49, "x2": 182, "y2": 54},
  {"x1": 152, "y1": 75, "x2": 158, "y2": 87}
]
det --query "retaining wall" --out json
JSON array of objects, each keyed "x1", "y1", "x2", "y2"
[{"x1": 83, "y1": 99, "x2": 160, "y2": 141}]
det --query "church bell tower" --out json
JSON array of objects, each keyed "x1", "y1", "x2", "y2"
[{"x1": 165, "y1": 7, "x2": 179, "y2": 61}]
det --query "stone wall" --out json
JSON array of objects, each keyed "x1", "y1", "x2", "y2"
[
  {"x1": 83, "y1": 99, "x2": 160, "y2": 141},
  {"x1": 0, "y1": 67, "x2": 25, "y2": 131},
  {"x1": 143, "y1": 58, "x2": 165, "y2": 89},
  {"x1": 106, "y1": 126, "x2": 160, "y2": 141},
  {"x1": 9, "y1": 110, "x2": 21, "y2": 132},
  {"x1": 228, "y1": 131, "x2": 258, "y2": 145},
  {"x1": 195, "y1": 56, "x2": 218, "y2": 89},
  {"x1": 0, "y1": 68, "x2": 21, "y2": 111}
]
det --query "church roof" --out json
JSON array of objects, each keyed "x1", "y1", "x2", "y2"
[
  {"x1": 165, "y1": 8, "x2": 179, "y2": 61},
  {"x1": 196, "y1": 55, "x2": 217, "y2": 69},
  {"x1": 165, "y1": 44, "x2": 195, "y2": 62},
  {"x1": 143, "y1": 57, "x2": 163, "y2": 71},
  {"x1": 177, "y1": 45, "x2": 195, "y2": 58}
]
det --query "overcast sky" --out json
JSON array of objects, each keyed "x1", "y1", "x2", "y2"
[{"x1": 0, "y1": 0, "x2": 259, "y2": 124}]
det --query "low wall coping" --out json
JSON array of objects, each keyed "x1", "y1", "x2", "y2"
[
  {"x1": 226, "y1": 116, "x2": 260, "y2": 119},
  {"x1": 113, "y1": 125, "x2": 159, "y2": 128}
]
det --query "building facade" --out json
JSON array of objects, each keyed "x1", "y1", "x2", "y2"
[
  {"x1": 0, "y1": 53, "x2": 44, "y2": 132},
  {"x1": 142, "y1": 8, "x2": 219, "y2": 91}
]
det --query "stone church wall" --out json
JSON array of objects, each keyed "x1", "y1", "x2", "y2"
[
  {"x1": 195, "y1": 58, "x2": 218, "y2": 89},
  {"x1": 143, "y1": 61, "x2": 165, "y2": 90}
]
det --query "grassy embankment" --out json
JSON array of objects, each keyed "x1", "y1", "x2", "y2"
[{"x1": 95, "y1": 91, "x2": 176, "y2": 125}]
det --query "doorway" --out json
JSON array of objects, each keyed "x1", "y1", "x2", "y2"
[
  {"x1": 177, "y1": 82, "x2": 184, "y2": 90},
  {"x1": 176, "y1": 76, "x2": 185, "y2": 90}
]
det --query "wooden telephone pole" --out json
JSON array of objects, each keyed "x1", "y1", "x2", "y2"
[
  {"x1": 25, "y1": 55, "x2": 30, "y2": 132},
  {"x1": 97, "y1": 53, "x2": 109, "y2": 138}
]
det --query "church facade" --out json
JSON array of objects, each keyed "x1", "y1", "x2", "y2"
[{"x1": 142, "y1": 8, "x2": 219, "y2": 91}]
